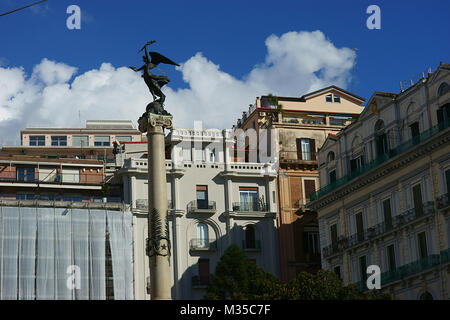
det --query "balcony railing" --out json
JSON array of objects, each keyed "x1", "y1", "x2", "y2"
[
  {"x1": 358, "y1": 253, "x2": 442, "y2": 292},
  {"x1": 242, "y1": 240, "x2": 261, "y2": 251},
  {"x1": 189, "y1": 239, "x2": 217, "y2": 251},
  {"x1": 135, "y1": 199, "x2": 174, "y2": 210},
  {"x1": 232, "y1": 202, "x2": 268, "y2": 212},
  {"x1": 342, "y1": 202, "x2": 436, "y2": 251},
  {"x1": 279, "y1": 150, "x2": 317, "y2": 162},
  {"x1": 311, "y1": 119, "x2": 450, "y2": 201},
  {"x1": 0, "y1": 171, "x2": 103, "y2": 185},
  {"x1": 187, "y1": 200, "x2": 216, "y2": 214}
]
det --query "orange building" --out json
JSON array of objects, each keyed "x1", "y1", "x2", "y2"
[{"x1": 233, "y1": 86, "x2": 364, "y2": 281}]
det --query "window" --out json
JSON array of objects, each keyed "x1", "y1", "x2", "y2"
[
  {"x1": 326, "y1": 93, "x2": 341, "y2": 103},
  {"x1": 327, "y1": 151, "x2": 335, "y2": 162},
  {"x1": 387, "y1": 244, "x2": 396, "y2": 271},
  {"x1": 115, "y1": 136, "x2": 132, "y2": 143},
  {"x1": 437, "y1": 103, "x2": 450, "y2": 126},
  {"x1": 329, "y1": 170, "x2": 336, "y2": 184},
  {"x1": 355, "y1": 212, "x2": 364, "y2": 241},
  {"x1": 196, "y1": 185, "x2": 208, "y2": 209},
  {"x1": 417, "y1": 232, "x2": 428, "y2": 259},
  {"x1": 304, "y1": 179, "x2": 316, "y2": 200},
  {"x1": 209, "y1": 149, "x2": 216, "y2": 162},
  {"x1": 326, "y1": 94, "x2": 333, "y2": 102},
  {"x1": 72, "y1": 135, "x2": 88, "y2": 147},
  {"x1": 438, "y1": 83, "x2": 450, "y2": 97},
  {"x1": 350, "y1": 155, "x2": 364, "y2": 172},
  {"x1": 29, "y1": 136, "x2": 45, "y2": 146},
  {"x1": 333, "y1": 95, "x2": 341, "y2": 103},
  {"x1": 94, "y1": 136, "x2": 110, "y2": 147},
  {"x1": 245, "y1": 225, "x2": 256, "y2": 249},
  {"x1": 197, "y1": 223, "x2": 208, "y2": 248},
  {"x1": 410, "y1": 122, "x2": 420, "y2": 140},
  {"x1": 183, "y1": 143, "x2": 192, "y2": 161},
  {"x1": 330, "y1": 224, "x2": 338, "y2": 248},
  {"x1": 198, "y1": 259, "x2": 210, "y2": 285},
  {"x1": 239, "y1": 187, "x2": 259, "y2": 211},
  {"x1": 412, "y1": 184, "x2": 423, "y2": 216},
  {"x1": 307, "y1": 232, "x2": 320, "y2": 254},
  {"x1": 51, "y1": 136, "x2": 67, "y2": 146},
  {"x1": 296, "y1": 138, "x2": 316, "y2": 160},
  {"x1": 375, "y1": 120, "x2": 388, "y2": 157},
  {"x1": 17, "y1": 167, "x2": 35, "y2": 182},
  {"x1": 359, "y1": 255, "x2": 368, "y2": 281},
  {"x1": 383, "y1": 199, "x2": 393, "y2": 229},
  {"x1": 16, "y1": 193, "x2": 35, "y2": 200}
]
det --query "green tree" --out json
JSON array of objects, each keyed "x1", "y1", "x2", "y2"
[
  {"x1": 206, "y1": 244, "x2": 282, "y2": 300},
  {"x1": 206, "y1": 244, "x2": 390, "y2": 300}
]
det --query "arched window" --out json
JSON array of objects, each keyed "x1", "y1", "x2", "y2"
[
  {"x1": 327, "y1": 151, "x2": 335, "y2": 162},
  {"x1": 245, "y1": 225, "x2": 256, "y2": 249},
  {"x1": 438, "y1": 82, "x2": 450, "y2": 97},
  {"x1": 197, "y1": 223, "x2": 208, "y2": 247}
]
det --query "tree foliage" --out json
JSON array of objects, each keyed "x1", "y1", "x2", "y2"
[{"x1": 206, "y1": 244, "x2": 390, "y2": 300}]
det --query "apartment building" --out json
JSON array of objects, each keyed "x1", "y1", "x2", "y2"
[
  {"x1": 232, "y1": 86, "x2": 364, "y2": 281},
  {"x1": 307, "y1": 63, "x2": 450, "y2": 299},
  {"x1": 114, "y1": 128, "x2": 279, "y2": 299},
  {"x1": 0, "y1": 120, "x2": 143, "y2": 164},
  {"x1": 0, "y1": 155, "x2": 107, "y2": 202}
]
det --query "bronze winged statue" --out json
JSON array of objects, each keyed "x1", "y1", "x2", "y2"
[{"x1": 130, "y1": 40, "x2": 179, "y2": 115}]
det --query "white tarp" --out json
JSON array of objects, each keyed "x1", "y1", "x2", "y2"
[{"x1": 0, "y1": 206, "x2": 133, "y2": 300}]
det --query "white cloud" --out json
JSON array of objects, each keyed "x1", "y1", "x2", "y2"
[{"x1": 0, "y1": 30, "x2": 356, "y2": 146}]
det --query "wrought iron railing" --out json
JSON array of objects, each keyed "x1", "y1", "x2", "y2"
[
  {"x1": 311, "y1": 119, "x2": 450, "y2": 201},
  {"x1": 232, "y1": 202, "x2": 268, "y2": 212},
  {"x1": 188, "y1": 200, "x2": 216, "y2": 212},
  {"x1": 189, "y1": 239, "x2": 217, "y2": 251}
]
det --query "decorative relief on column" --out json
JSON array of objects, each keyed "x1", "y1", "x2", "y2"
[{"x1": 146, "y1": 208, "x2": 171, "y2": 257}]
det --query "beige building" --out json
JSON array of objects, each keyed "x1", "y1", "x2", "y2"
[
  {"x1": 232, "y1": 86, "x2": 364, "y2": 281},
  {"x1": 114, "y1": 128, "x2": 279, "y2": 299},
  {"x1": 308, "y1": 63, "x2": 450, "y2": 299}
]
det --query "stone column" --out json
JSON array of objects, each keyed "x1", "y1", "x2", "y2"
[{"x1": 139, "y1": 113, "x2": 173, "y2": 300}]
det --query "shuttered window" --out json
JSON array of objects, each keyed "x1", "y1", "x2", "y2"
[{"x1": 304, "y1": 179, "x2": 316, "y2": 200}]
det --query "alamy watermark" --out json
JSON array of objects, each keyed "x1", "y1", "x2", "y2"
[
  {"x1": 366, "y1": 5, "x2": 381, "y2": 30},
  {"x1": 66, "y1": 265, "x2": 81, "y2": 290},
  {"x1": 365, "y1": 265, "x2": 381, "y2": 290},
  {"x1": 66, "y1": 5, "x2": 81, "y2": 30}
]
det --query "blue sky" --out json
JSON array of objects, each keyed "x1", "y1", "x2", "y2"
[{"x1": 0, "y1": 0, "x2": 449, "y2": 143}]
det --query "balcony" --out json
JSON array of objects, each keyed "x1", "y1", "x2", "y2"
[
  {"x1": 0, "y1": 171, "x2": 103, "y2": 185},
  {"x1": 358, "y1": 254, "x2": 442, "y2": 292},
  {"x1": 189, "y1": 239, "x2": 217, "y2": 252},
  {"x1": 232, "y1": 202, "x2": 268, "y2": 212},
  {"x1": 187, "y1": 200, "x2": 216, "y2": 214},
  {"x1": 311, "y1": 119, "x2": 450, "y2": 201},
  {"x1": 191, "y1": 275, "x2": 212, "y2": 289},
  {"x1": 322, "y1": 237, "x2": 347, "y2": 258},
  {"x1": 279, "y1": 150, "x2": 317, "y2": 164},
  {"x1": 346, "y1": 202, "x2": 436, "y2": 250},
  {"x1": 242, "y1": 240, "x2": 261, "y2": 252},
  {"x1": 135, "y1": 199, "x2": 174, "y2": 211}
]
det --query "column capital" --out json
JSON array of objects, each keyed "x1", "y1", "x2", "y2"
[{"x1": 138, "y1": 112, "x2": 173, "y2": 133}]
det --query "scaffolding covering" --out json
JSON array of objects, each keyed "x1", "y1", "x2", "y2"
[{"x1": 0, "y1": 206, "x2": 133, "y2": 300}]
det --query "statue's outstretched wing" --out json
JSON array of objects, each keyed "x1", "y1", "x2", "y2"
[{"x1": 149, "y1": 51, "x2": 180, "y2": 67}]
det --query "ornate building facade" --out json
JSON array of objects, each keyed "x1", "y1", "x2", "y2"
[{"x1": 308, "y1": 63, "x2": 450, "y2": 299}]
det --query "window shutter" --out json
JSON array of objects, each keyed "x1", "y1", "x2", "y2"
[
  {"x1": 310, "y1": 139, "x2": 316, "y2": 160},
  {"x1": 304, "y1": 180, "x2": 316, "y2": 200},
  {"x1": 296, "y1": 138, "x2": 303, "y2": 160},
  {"x1": 303, "y1": 232, "x2": 308, "y2": 253}
]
